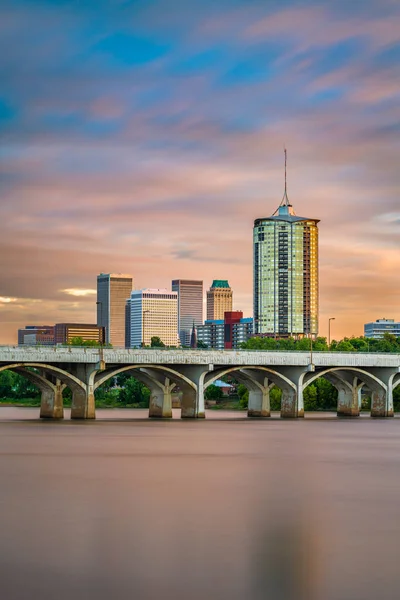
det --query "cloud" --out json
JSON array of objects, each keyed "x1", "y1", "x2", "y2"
[
  {"x1": 61, "y1": 288, "x2": 97, "y2": 297},
  {"x1": 0, "y1": 0, "x2": 399, "y2": 343}
]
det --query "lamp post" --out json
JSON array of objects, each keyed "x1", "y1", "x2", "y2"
[
  {"x1": 328, "y1": 317, "x2": 335, "y2": 347},
  {"x1": 142, "y1": 310, "x2": 150, "y2": 347}
]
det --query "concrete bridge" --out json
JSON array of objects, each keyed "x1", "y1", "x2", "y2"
[{"x1": 0, "y1": 346, "x2": 399, "y2": 419}]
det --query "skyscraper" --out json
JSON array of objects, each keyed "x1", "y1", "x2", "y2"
[
  {"x1": 97, "y1": 273, "x2": 133, "y2": 347},
  {"x1": 171, "y1": 279, "x2": 203, "y2": 346},
  {"x1": 206, "y1": 280, "x2": 233, "y2": 321},
  {"x1": 126, "y1": 289, "x2": 178, "y2": 348},
  {"x1": 253, "y1": 151, "x2": 319, "y2": 338}
]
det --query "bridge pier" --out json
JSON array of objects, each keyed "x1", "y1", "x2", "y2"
[
  {"x1": 248, "y1": 389, "x2": 271, "y2": 417},
  {"x1": 178, "y1": 366, "x2": 208, "y2": 418},
  {"x1": 281, "y1": 389, "x2": 300, "y2": 418},
  {"x1": 40, "y1": 379, "x2": 64, "y2": 419},
  {"x1": 71, "y1": 388, "x2": 95, "y2": 419},
  {"x1": 368, "y1": 368, "x2": 397, "y2": 417},
  {"x1": 337, "y1": 388, "x2": 360, "y2": 417}
]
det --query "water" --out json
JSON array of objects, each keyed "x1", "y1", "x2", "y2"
[{"x1": 1, "y1": 408, "x2": 400, "y2": 600}]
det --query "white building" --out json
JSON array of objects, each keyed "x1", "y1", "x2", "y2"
[
  {"x1": 364, "y1": 319, "x2": 400, "y2": 339},
  {"x1": 126, "y1": 289, "x2": 179, "y2": 348}
]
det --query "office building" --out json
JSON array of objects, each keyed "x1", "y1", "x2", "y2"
[
  {"x1": 197, "y1": 312, "x2": 253, "y2": 350},
  {"x1": 206, "y1": 280, "x2": 233, "y2": 321},
  {"x1": 253, "y1": 151, "x2": 319, "y2": 338},
  {"x1": 18, "y1": 326, "x2": 54, "y2": 346},
  {"x1": 171, "y1": 279, "x2": 203, "y2": 346},
  {"x1": 364, "y1": 319, "x2": 400, "y2": 339},
  {"x1": 54, "y1": 323, "x2": 105, "y2": 345},
  {"x1": 97, "y1": 273, "x2": 133, "y2": 347},
  {"x1": 126, "y1": 289, "x2": 178, "y2": 348}
]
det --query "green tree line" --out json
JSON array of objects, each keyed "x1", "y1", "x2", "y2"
[
  {"x1": 240, "y1": 333, "x2": 400, "y2": 353},
  {"x1": 0, "y1": 370, "x2": 151, "y2": 408}
]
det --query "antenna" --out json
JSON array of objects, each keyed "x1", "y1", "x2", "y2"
[
  {"x1": 281, "y1": 147, "x2": 289, "y2": 206},
  {"x1": 272, "y1": 148, "x2": 295, "y2": 216},
  {"x1": 284, "y1": 147, "x2": 287, "y2": 198}
]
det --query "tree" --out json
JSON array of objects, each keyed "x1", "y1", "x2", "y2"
[
  {"x1": 196, "y1": 340, "x2": 208, "y2": 349},
  {"x1": 237, "y1": 384, "x2": 249, "y2": 409},
  {"x1": 204, "y1": 384, "x2": 223, "y2": 401},
  {"x1": 270, "y1": 387, "x2": 282, "y2": 411},
  {"x1": 150, "y1": 336, "x2": 165, "y2": 348},
  {"x1": 303, "y1": 384, "x2": 318, "y2": 411},
  {"x1": 118, "y1": 377, "x2": 150, "y2": 407},
  {"x1": 69, "y1": 337, "x2": 106, "y2": 347}
]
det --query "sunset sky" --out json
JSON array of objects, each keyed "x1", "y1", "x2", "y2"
[{"x1": 1, "y1": 0, "x2": 399, "y2": 344}]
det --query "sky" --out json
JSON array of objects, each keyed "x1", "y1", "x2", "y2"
[{"x1": 0, "y1": 0, "x2": 399, "y2": 344}]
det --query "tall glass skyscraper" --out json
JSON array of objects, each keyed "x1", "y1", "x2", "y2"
[{"x1": 253, "y1": 153, "x2": 319, "y2": 338}]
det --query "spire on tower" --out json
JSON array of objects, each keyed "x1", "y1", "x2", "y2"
[
  {"x1": 281, "y1": 147, "x2": 289, "y2": 206},
  {"x1": 272, "y1": 148, "x2": 296, "y2": 217}
]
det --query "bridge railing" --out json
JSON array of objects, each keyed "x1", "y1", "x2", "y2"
[{"x1": 0, "y1": 345, "x2": 399, "y2": 355}]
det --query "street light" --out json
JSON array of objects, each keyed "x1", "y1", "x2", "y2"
[
  {"x1": 328, "y1": 317, "x2": 335, "y2": 347},
  {"x1": 142, "y1": 310, "x2": 150, "y2": 347}
]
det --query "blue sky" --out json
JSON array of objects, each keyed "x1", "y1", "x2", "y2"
[{"x1": 0, "y1": 0, "x2": 399, "y2": 342}]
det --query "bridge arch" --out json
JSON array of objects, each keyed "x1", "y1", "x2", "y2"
[
  {"x1": 204, "y1": 366, "x2": 297, "y2": 418},
  {"x1": 300, "y1": 367, "x2": 388, "y2": 417},
  {"x1": 0, "y1": 363, "x2": 85, "y2": 391},
  {"x1": 93, "y1": 364, "x2": 198, "y2": 418},
  {"x1": 94, "y1": 364, "x2": 196, "y2": 392},
  {"x1": 302, "y1": 367, "x2": 386, "y2": 393},
  {"x1": 204, "y1": 366, "x2": 296, "y2": 391}
]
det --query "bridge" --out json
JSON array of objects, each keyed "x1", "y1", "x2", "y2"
[{"x1": 0, "y1": 346, "x2": 399, "y2": 419}]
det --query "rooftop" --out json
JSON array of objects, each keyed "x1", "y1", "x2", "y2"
[{"x1": 210, "y1": 280, "x2": 230, "y2": 289}]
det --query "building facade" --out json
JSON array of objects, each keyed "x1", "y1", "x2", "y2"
[
  {"x1": 54, "y1": 323, "x2": 105, "y2": 345},
  {"x1": 97, "y1": 273, "x2": 133, "y2": 347},
  {"x1": 197, "y1": 312, "x2": 253, "y2": 350},
  {"x1": 253, "y1": 153, "x2": 319, "y2": 338},
  {"x1": 18, "y1": 326, "x2": 54, "y2": 346},
  {"x1": 206, "y1": 280, "x2": 233, "y2": 321},
  {"x1": 171, "y1": 279, "x2": 203, "y2": 346},
  {"x1": 224, "y1": 312, "x2": 253, "y2": 349},
  {"x1": 126, "y1": 289, "x2": 178, "y2": 348},
  {"x1": 364, "y1": 319, "x2": 400, "y2": 339}
]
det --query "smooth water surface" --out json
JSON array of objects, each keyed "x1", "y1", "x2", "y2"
[{"x1": 1, "y1": 408, "x2": 400, "y2": 599}]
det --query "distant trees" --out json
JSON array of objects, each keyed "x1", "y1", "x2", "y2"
[
  {"x1": 0, "y1": 369, "x2": 40, "y2": 401},
  {"x1": 68, "y1": 337, "x2": 111, "y2": 347},
  {"x1": 150, "y1": 336, "x2": 165, "y2": 348},
  {"x1": 241, "y1": 333, "x2": 400, "y2": 353},
  {"x1": 196, "y1": 340, "x2": 208, "y2": 349},
  {"x1": 204, "y1": 384, "x2": 223, "y2": 401}
]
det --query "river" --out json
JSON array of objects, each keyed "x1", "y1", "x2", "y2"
[{"x1": 1, "y1": 408, "x2": 400, "y2": 599}]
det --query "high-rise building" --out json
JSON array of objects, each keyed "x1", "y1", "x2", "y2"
[
  {"x1": 171, "y1": 279, "x2": 203, "y2": 346},
  {"x1": 364, "y1": 319, "x2": 400, "y2": 339},
  {"x1": 206, "y1": 280, "x2": 233, "y2": 321},
  {"x1": 54, "y1": 323, "x2": 105, "y2": 345},
  {"x1": 253, "y1": 151, "x2": 319, "y2": 338},
  {"x1": 126, "y1": 289, "x2": 178, "y2": 348},
  {"x1": 97, "y1": 273, "x2": 133, "y2": 347},
  {"x1": 18, "y1": 325, "x2": 54, "y2": 346}
]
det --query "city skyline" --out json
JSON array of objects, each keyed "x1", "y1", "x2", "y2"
[{"x1": 1, "y1": 1, "x2": 399, "y2": 344}]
